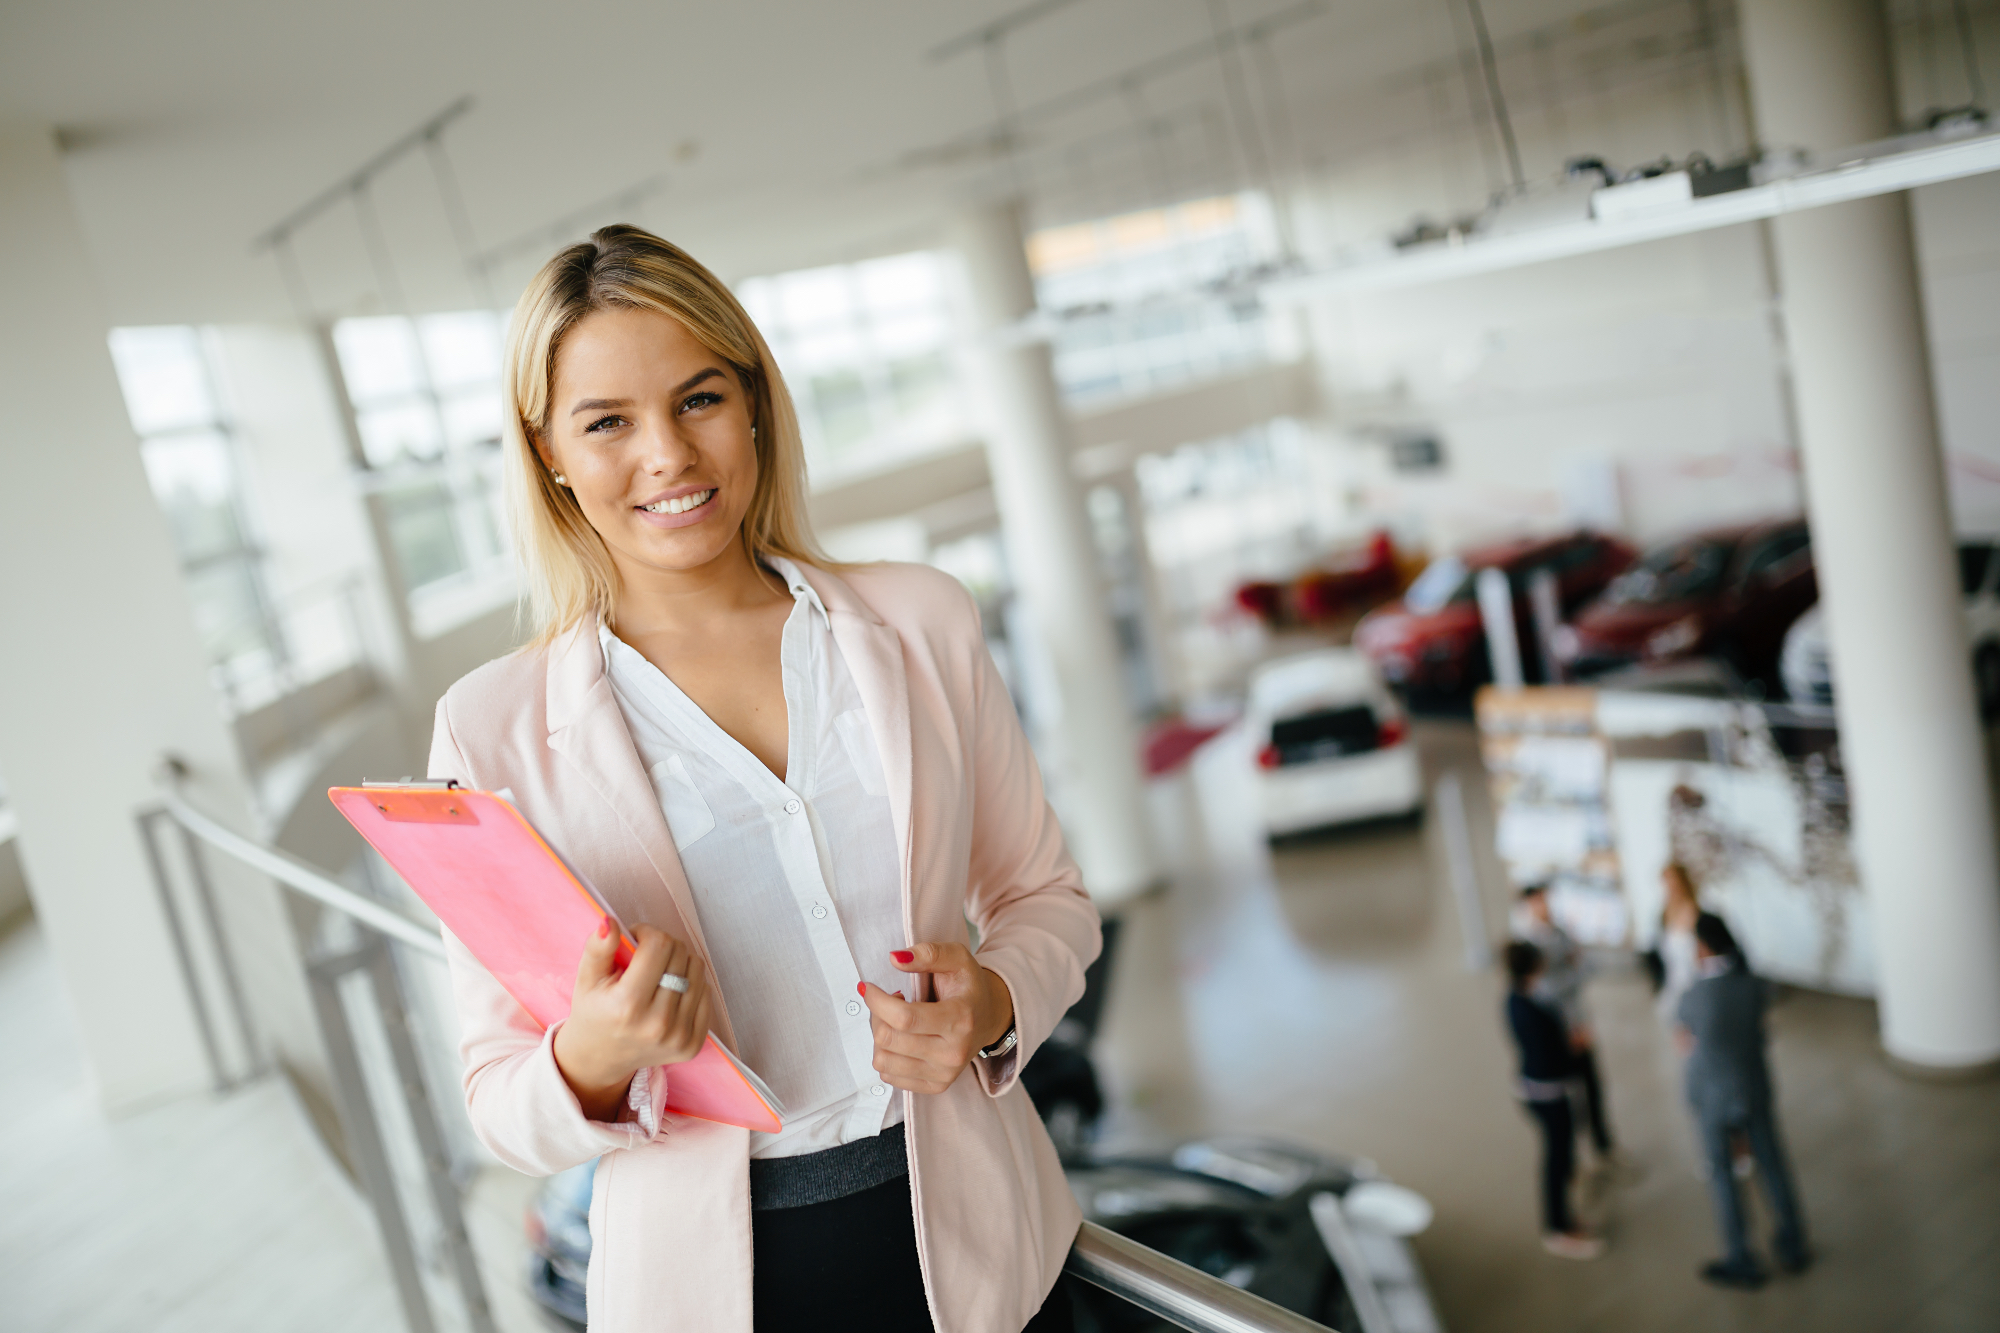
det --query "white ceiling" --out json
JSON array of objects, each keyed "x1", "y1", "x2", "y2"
[{"x1": 1, "y1": 0, "x2": 1757, "y2": 326}]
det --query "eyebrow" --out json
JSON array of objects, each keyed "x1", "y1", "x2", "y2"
[{"x1": 568, "y1": 367, "x2": 726, "y2": 417}]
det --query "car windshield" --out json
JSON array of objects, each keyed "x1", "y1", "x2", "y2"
[
  {"x1": 1403, "y1": 555, "x2": 1473, "y2": 614},
  {"x1": 1602, "y1": 538, "x2": 1732, "y2": 606}
]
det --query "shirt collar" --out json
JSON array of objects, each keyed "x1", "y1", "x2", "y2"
[
  {"x1": 597, "y1": 555, "x2": 827, "y2": 669},
  {"x1": 762, "y1": 555, "x2": 828, "y2": 624}
]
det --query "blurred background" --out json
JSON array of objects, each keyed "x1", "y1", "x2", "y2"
[{"x1": 1, "y1": 1, "x2": 1998, "y2": 1330}]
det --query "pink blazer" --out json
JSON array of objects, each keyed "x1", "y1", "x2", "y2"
[{"x1": 427, "y1": 561, "x2": 1100, "y2": 1333}]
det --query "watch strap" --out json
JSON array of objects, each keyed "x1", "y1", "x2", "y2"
[{"x1": 977, "y1": 1021, "x2": 1019, "y2": 1061}]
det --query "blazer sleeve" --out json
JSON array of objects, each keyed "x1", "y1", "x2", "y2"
[
  {"x1": 952, "y1": 588, "x2": 1103, "y2": 1098},
  {"x1": 430, "y1": 696, "x2": 668, "y2": 1175}
]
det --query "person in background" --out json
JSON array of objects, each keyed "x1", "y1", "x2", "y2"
[
  {"x1": 1677, "y1": 913, "x2": 1810, "y2": 1289},
  {"x1": 1513, "y1": 883, "x2": 1618, "y2": 1169},
  {"x1": 1654, "y1": 862, "x2": 1703, "y2": 1024},
  {"x1": 1504, "y1": 941, "x2": 1604, "y2": 1260}
]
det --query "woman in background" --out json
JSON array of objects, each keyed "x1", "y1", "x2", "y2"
[{"x1": 1656, "y1": 862, "x2": 1703, "y2": 1024}]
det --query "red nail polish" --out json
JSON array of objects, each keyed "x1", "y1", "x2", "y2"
[
  {"x1": 596, "y1": 918, "x2": 612, "y2": 938},
  {"x1": 857, "y1": 982, "x2": 868, "y2": 997},
  {"x1": 892, "y1": 950, "x2": 914, "y2": 966}
]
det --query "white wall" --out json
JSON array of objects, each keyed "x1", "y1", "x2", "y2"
[{"x1": 0, "y1": 124, "x2": 325, "y2": 1113}]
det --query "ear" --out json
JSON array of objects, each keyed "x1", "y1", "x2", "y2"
[{"x1": 528, "y1": 422, "x2": 559, "y2": 473}]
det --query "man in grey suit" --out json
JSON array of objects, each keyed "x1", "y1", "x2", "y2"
[{"x1": 1677, "y1": 912, "x2": 1810, "y2": 1288}]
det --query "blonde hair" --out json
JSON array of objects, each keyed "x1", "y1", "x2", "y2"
[{"x1": 502, "y1": 224, "x2": 829, "y2": 642}]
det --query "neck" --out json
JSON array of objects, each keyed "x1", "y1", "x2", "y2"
[{"x1": 608, "y1": 534, "x2": 786, "y2": 636}]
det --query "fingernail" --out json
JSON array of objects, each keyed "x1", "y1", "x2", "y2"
[
  {"x1": 892, "y1": 950, "x2": 914, "y2": 965},
  {"x1": 597, "y1": 919, "x2": 612, "y2": 938},
  {"x1": 857, "y1": 982, "x2": 868, "y2": 997}
]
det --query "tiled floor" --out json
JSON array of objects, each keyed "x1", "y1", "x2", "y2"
[
  {"x1": 1094, "y1": 718, "x2": 2000, "y2": 1333},
  {"x1": 0, "y1": 919, "x2": 403, "y2": 1333}
]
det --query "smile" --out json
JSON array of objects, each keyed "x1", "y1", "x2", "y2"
[{"x1": 640, "y1": 489, "x2": 715, "y2": 515}]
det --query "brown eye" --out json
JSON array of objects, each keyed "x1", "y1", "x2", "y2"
[
  {"x1": 584, "y1": 414, "x2": 627, "y2": 433},
  {"x1": 679, "y1": 392, "x2": 723, "y2": 415}
]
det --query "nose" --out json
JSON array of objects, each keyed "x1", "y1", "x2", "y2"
[{"x1": 636, "y1": 414, "x2": 696, "y2": 476}]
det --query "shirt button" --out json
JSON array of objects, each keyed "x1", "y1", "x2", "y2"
[
  {"x1": 871, "y1": 1084, "x2": 887, "y2": 1097},
  {"x1": 845, "y1": 999, "x2": 863, "y2": 1016},
  {"x1": 812, "y1": 904, "x2": 828, "y2": 920},
  {"x1": 784, "y1": 798, "x2": 802, "y2": 815}
]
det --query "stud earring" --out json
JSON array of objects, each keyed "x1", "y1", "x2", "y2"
[
  {"x1": 751, "y1": 426, "x2": 758, "y2": 441},
  {"x1": 552, "y1": 472, "x2": 568, "y2": 486}
]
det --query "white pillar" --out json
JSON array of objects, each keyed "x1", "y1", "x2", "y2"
[
  {"x1": 0, "y1": 124, "x2": 324, "y2": 1110},
  {"x1": 1741, "y1": 0, "x2": 2000, "y2": 1070},
  {"x1": 951, "y1": 202, "x2": 1159, "y2": 904}
]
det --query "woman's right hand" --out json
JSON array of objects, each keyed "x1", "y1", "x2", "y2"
[{"x1": 552, "y1": 920, "x2": 712, "y2": 1122}]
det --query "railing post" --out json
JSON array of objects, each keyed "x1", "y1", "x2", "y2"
[
  {"x1": 367, "y1": 938, "x2": 497, "y2": 1333},
  {"x1": 308, "y1": 943, "x2": 438, "y2": 1333},
  {"x1": 175, "y1": 822, "x2": 263, "y2": 1079},
  {"x1": 135, "y1": 808, "x2": 230, "y2": 1094}
]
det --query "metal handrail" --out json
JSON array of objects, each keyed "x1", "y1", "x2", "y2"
[
  {"x1": 142, "y1": 790, "x2": 487, "y2": 1333},
  {"x1": 158, "y1": 791, "x2": 445, "y2": 957},
  {"x1": 1067, "y1": 1221, "x2": 1338, "y2": 1332},
  {"x1": 147, "y1": 788, "x2": 1342, "y2": 1333}
]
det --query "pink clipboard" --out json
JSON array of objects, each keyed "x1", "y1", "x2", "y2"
[{"x1": 328, "y1": 783, "x2": 784, "y2": 1135}]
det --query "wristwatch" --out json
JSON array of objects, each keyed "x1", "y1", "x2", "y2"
[{"x1": 977, "y1": 1020, "x2": 1019, "y2": 1061}]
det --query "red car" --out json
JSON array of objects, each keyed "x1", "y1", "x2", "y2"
[
  {"x1": 1556, "y1": 519, "x2": 1814, "y2": 686},
  {"x1": 1354, "y1": 531, "x2": 1635, "y2": 694}
]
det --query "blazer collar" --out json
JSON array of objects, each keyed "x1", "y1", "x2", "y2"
[
  {"x1": 542, "y1": 613, "x2": 738, "y2": 1048},
  {"x1": 794, "y1": 564, "x2": 917, "y2": 945}
]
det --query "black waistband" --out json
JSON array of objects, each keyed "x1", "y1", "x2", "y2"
[{"x1": 749, "y1": 1121, "x2": 908, "y2": 1212}]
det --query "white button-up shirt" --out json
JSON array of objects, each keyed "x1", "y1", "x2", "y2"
[{"x1": 599, "y1": 559, "x2": 906, "y2": 1159}]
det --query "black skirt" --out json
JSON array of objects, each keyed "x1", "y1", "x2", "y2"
[{"x1": 750, "y1": 1128, "x2": 1075, "y2": 1333}]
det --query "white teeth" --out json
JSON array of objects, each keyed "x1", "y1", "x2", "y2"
[{"x1": 643, "y1": 489, "x2": 714, "y2": 515}]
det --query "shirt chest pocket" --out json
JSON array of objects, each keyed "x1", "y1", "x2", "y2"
[{"x1": 647, "y1": 753, "x2": 717, "y2": 851}]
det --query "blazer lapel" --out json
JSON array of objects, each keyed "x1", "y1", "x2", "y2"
[
  {"x1": 800, "y1": 566, "x2": 917, "y2": 947},
  {"x1": 543, "y1": 617, "x2": 738, "y2": 1049}
]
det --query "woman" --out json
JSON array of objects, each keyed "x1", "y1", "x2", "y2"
[
  {"x1": 429, "y1": 225, "x2": 1100, "y2": 1333},
  {"x1": 1656, "y1": 862, "x2": 1702, "y2": 1024}
]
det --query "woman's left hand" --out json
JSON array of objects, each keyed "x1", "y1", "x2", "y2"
[{"x1": 859, "y1": 943, "x2": 1015, "y2": 1094}]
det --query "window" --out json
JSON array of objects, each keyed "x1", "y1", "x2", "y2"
[
  {"x1": 329, "y1": 312, "x2": 510, "y2": 622},
  {"x1": 108, "y1": 327, "x2": 278, "y2": 692},
  {"x1": 1029, "y1": 193, "x2": 1284, "y2": 407},
  {"x1": 737, "y1": 252, "x2": 968, "y2": 480}
]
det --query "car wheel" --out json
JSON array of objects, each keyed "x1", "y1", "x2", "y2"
[{"x1": 1976, "y1": 644, "x2": 2000, "y2": 722}]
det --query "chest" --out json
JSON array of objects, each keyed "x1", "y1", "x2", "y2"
[{"x1": 622, "y1": 605, "x2": 790, "y2": 779}]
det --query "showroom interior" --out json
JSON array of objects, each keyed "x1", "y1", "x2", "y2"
[{"x1": 2, "y1": 0, "x2": 1999, "y2": 1329}]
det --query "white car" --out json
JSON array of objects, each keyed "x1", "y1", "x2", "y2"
[
  {"x1": 1247, "y1": 649, "x2": 1424, "y2": 836},
  {"x1": 1781, "y1": 537, "x2": 2000, "y2": 717}
]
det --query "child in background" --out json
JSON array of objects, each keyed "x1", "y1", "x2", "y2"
[{"x1": 1504, "y1": 940, "x2": 1604, "y2": 1260}]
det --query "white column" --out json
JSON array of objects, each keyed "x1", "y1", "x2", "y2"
[
  {"x1": 951, "y1": 202, "x2": 1159, "y2": 905},
  {"x1": 1741, "y1": 0, "x2": 2000, "y2": 1070},
  {"x1": 0, "y1": 124, "x2": 324, "y2": 1110}
]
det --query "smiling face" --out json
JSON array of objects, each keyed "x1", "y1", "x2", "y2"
[{"x1": 536, "y1": 304, "x2": 761, "y2": 583}]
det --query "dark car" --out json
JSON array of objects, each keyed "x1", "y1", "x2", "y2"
[
  {"x1": 1067, "y1": 1138, "x2": 1440, "y2": 1333},
  {"x1": 525, "y1": 1159, "x2": 593, "y2": 1329},
  {"x1": 1556, "y1": 519, "x2": 1814, "y2": 687},
  {"x1": 1354, "y1": 530, "x2": 1635, "y2": 695}
]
